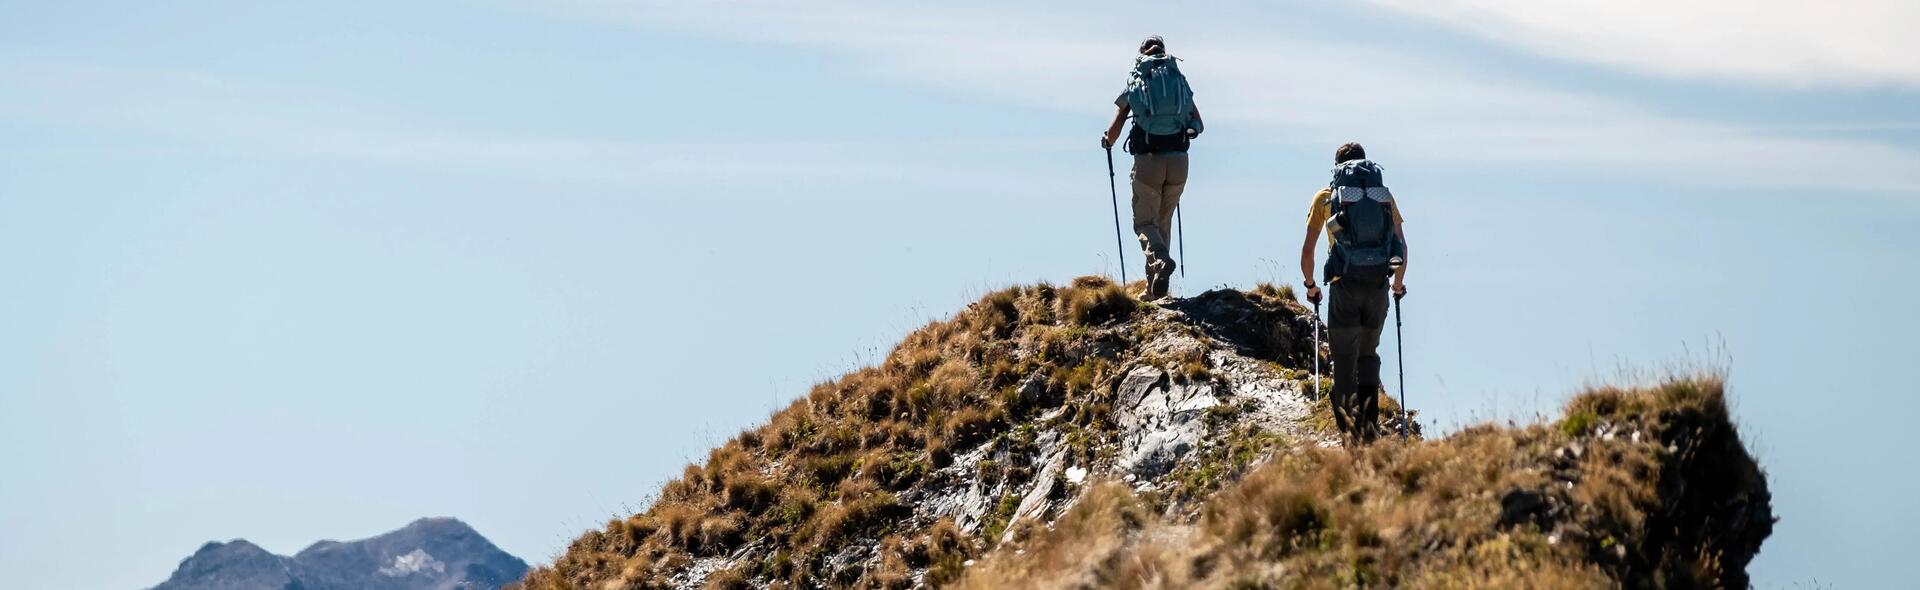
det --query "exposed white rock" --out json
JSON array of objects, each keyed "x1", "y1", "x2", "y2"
[
  {"x1": 648, "y1": 290, "x2": 1333, "y2": 589},
  {"x1": 912, "y1": 303, "x2": 1320, "y2": 546},
  {"x1": 377, "y1": 549, "x2": 446, "y2": 577}
]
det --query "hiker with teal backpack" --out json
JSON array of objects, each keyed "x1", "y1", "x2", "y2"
[
  {"x1": 1300, "y1": 143, "x2": 1409, "y2": 444},
  {"x1": 1101, "y1": 35, "x2": 1203, "y2": 301}
]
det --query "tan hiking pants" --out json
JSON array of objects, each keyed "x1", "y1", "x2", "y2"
[{"x1": 1131, "y1": 153, "x2": 1189, "y2": 284}]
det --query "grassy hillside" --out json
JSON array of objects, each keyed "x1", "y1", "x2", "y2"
[
  {"x1": 959, "y1": 376, "x2": 1773, "y2": 589},
  {"x1": 512, "y1": 278, "x2": 1771, "y2": 589},
  {"x1": 516, "y1": 277, "x2": 1221, "y2": 589}
]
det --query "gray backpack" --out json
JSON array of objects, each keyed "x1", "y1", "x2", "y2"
[{"x1": 1324, "y1": 159, "x2": 1404, "y2": 283}]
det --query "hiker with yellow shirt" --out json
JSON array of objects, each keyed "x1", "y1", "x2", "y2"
[{"x1": 1299, "y1": 143, "x2": 1408, "y2": 444}]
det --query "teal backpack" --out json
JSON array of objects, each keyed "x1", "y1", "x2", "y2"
[{"x1": 1124, "y1": 54, "x2": 1196, "y2": 136}]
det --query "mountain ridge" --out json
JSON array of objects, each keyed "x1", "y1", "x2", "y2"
[
  {"x1": 513, "y1": 278, "x2": 1772, "y2": 589},
  {"x1": 150, "y1": 517, "x2": 528, "y2": 590}
]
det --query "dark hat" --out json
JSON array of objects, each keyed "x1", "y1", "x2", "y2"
[{"x1": 1139, "y1": 36, "x2": 1166, "y2": 55}]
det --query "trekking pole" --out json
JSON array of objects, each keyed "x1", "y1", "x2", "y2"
[
  {"x1": 1312, "y1": 299, "x2": 1321, "y2": 399},
  {"x1": 1176, "y1": 205, "x2": 1186, "y2": 277},
  {"x1": 1104, "y1": 147, "x2": 1128, "y2": 284},
  {"x1": 1394, "y1": 293, "x2": 1407, "y2": 439}
]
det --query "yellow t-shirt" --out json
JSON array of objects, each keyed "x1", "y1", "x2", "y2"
[{"x1": 1305, "y1": 187, "x2": 1404, "y2": 245}]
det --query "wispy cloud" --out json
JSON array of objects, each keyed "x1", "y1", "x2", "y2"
[
  {"x1": 539, "y1": 0, "x2": 1920, "y2": 193},
  {"x1": 9, "y1": 1, "x2": 1920, "y2": 194},
  {"x1": 0, "y1": 57, "x2": 1006, "y2": 191},
  {"x1": 1361, "y1": 0, "x2": 1920, "y2": 87}
]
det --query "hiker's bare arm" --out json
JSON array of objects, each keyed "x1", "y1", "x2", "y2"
[
  {"x1": 1103, "y1": 104, "x2": 1129, "y2": 148},
  {"x1": 1300, "y1": 224, "x2": 1321, "y2": 301},
  {"x1": 1299, "y1": 230, "x2": 1319, "y2": 283}
]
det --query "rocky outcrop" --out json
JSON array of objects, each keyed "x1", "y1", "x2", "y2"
[
  {"x1": 150, "y1": 517, "x2": 527, "y2": 590},
  {"x1": 958, "y1": 377, "x2": 1775, "y2": 590},
  {"x1": 909, "y1": 294, "x2": 1328, "y2": 544},
  {"x1": 519, "y1": 281, "x2": 1365, "y2": 589}
]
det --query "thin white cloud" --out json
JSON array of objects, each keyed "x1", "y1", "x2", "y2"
[
  {"x1": 9, "y1": 1, "x2": 1920, "y2": 194},
  {"x1": 0, "y1": 58, "x2": 1002, "y2": 191},
  {"x1": 539, "y1": 0, "x2": 1920, "y2": 193},
  {"x1": 1361, "y1": 0, "x2": 1920, "y2": 87}
]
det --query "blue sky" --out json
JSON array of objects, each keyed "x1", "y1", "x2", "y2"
[{"x1": 2, "y1": 1, "x2": 1915, "y2": 588}]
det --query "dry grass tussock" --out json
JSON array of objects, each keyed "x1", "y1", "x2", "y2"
[
  {"x1": 514, "y1": 277, "x2": 1142, "y2": 589},
  {"x1": 962, "y1": 375, "x2": 1773, "y2": 590}
]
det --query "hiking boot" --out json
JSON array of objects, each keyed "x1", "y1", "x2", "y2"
[
  {"x1": 1152, "y1": 261, "x2": 1167, "y2": 299},
  {"x1": 1144, "y1": 259, "x2": 1176, "y2": 300}
]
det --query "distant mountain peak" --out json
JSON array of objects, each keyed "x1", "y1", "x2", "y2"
[
  {"x1": 189, "y1": 539, "x2": 269, "y2": 558},
  {"x1": 405, "y1": 516, "x2": 465, "y2": 527},
  {"x1": 149, "y1": 518, "x2": 527, "y2": 590},
  {"x1": 398, "y1": 516, "x2": 479, "y2": 535}
]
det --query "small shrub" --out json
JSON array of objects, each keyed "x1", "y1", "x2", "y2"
[
  {"x1": 702, "y1": 567, "x2": 750, "y2": 590},
  {"x1": 868, "y1": 535, "x2": 916, "y2": 590},
  {"x1": 1182, "y1": 359, "x2": 1212, "y2": 381},
  {"x1": 694, "y1": 512, "x2": 746, "y2": 554},
  {"x1": 928, "y1": 360, "x2": 977, "y2": 402},
  {"x1": 976, "y1": 459, "x2": 1002, "y2": 483},
  {"x1": 928, "y1": 438, "x2": 954, "y2": 468},
  {"x1": 802, "y1": 453, "x2": 860, "y2": 488},
  {"x1": 655, "y1": 503, "x2": 702, "y2": 547},
  {"x1": 722, "y1": 474, "x2": 778, "y2": 513},
  {"x1": 1560, "y1": 409, "x2": 1599, "y2": 437},
  {"x1": 921, "y1": 519, "x2": 973, "y2": 585},
  {"x1": 812, "y1": 491, "x2": 908, "y2": 547},
  {"x1": 774, "y1": 486, "x2": 818, "y2": 528},
  {"x1": 1055, "y1": 358, "x2": 1112, "y2": 399},
  {"x1": 767, "y1": 406, "x2": 816, "y2": 452},
  {"x1": 1058, "y1": 276, "x2": 1137, "y2": 326},
  {"x1": 861, "y1": 450, "x2": 928, "y2": 490},
  {"x1": 898, "y1": 382, "x2": 934, "y2": 419},
  {"x1": 980, "y1": 493, "x2": 1023, "y2": 546},
  {"x1": 944, "y1": 406, "x2": 1001, "y2": 449},
  {"x1": 1250, "y1": 282, "x2": 1296, "y2": 303},
  {"x1": 968, "y1": 287, "x2": 1022, "y2": 337},
  {"x1": 616, "y1": 515, "x2": 656, "y2": 545}
]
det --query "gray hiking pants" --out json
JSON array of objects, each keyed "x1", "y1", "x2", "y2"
[
  {"x1": 1328, "y1": 277, "x2": 1390, "y2": 443},
  {"x1": 1130, "y1": 153, "x2": 1188, "y2": 290}
]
